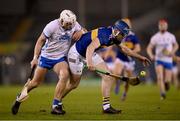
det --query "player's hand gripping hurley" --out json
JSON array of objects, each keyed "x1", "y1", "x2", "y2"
[{"x1": 95, "y1": 69, "x2": 142, "y2": 86}]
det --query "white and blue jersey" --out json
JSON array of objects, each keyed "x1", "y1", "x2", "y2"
[
  {"x1": 39, "y1": 19, "x2": 82, "y2": 69},
  {"x1": 150, "y1": 31, "x2": 177, "y2": 69}
]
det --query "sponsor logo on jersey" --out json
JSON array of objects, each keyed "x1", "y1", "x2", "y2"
[{"x1": 59, "y1": 33, "x2": 71, "y2": 41}]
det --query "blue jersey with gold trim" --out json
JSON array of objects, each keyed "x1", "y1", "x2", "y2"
[
  {"x1": 122, "y1": 31, "x2": 139, "y2": 49},
  {"x1": 116, "y1": 31, "x2": 140, "y2": 62},
  {"x1": 76, "y1": 27, "x2": 120, "y2": 57}
]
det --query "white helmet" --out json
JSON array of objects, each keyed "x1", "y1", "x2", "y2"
[{"x1": 59, "y1": 10, "x2": 76, "y2": 29}]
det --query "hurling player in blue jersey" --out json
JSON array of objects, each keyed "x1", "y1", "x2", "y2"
[
  {"x1": 113, "y1": 18, "x2": 141, "y2": 101},
  {"x1": 62, "y1": 20, "x2": 151, "y2": 114}
]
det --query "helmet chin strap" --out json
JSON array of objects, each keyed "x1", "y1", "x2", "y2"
[
  {"x1": 112, "y1": 28, "x2": 120, "y2": 37},
  {"x1": 112, "y1": 29, "x2": 116, "y2": 37}
]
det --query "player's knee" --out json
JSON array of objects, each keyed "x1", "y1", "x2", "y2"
[
  {"x1": 31, "y1": 80, "x2": 41, "y2": 88},
  {"x1": 70, "y1": 83, "x2": 78, "y2": 90},
  {"x1": 59, "y1": 70, "x2": 70, "y2": 82},
  {"x1": 69, "y1": 80, "x2": 79, "y2": 90},
  {"x1": 102, "y1": 75, "x2": 112, "y2": 81},
  {"x1": 157, "y1": 75, "x2": 162, "y2": 81}
]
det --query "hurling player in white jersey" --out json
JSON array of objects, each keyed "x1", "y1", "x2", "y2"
[
  {"x1": 147, "y1": 19, "x2": 179, "y2": 100},
  {"x1": 11, "y1": 10, "x2": 84, "y2": 115}
]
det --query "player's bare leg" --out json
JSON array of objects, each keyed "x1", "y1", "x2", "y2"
[
  {"x1": 164, "y1": 69, "x2": 172, "y2": 91},
  {"x1": 62, "y1": 74, "x2": 81, "y2": 98},
  {"x1": 96, "y1": 62, "x2": 121, "y2": 114},
  {"x1": 51, "y1": 61, "x2": 70, "y2": 115},
  {"x1": 121, "y1": 82, "x2": 129, "y2": 101},
  {"x1": 113, "y1": 61, "x2": 124, "y2": 95},
  {"x1": 155, "y1": 65, "x2": 166, "y2": 100},
  {"x1": 172, "y1": 70, "x2": 180, "y2": 89},
  {"x1": 121, "y1": 70, "x2": 132, "y2": 101},
  {"x1": 11, "y1": 66, "x2": 47, "y2": 115},
  {"x1": 26, "y1": 67, "x2": 47, "y2": 92}
]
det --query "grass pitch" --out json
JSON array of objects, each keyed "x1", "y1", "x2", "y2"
[{"x1": 0, "y1": 80, "x2": 180, "y2": 120}]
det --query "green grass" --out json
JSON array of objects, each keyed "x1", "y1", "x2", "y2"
[{"x1": 0, "y1": 80, "x2": 180, "y2": 120}]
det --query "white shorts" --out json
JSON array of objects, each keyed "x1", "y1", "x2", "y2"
[
  {"x1": 68, "y1": 44, "x2": 104, "y2": 75},
  {"x1": 106, "y1": 62, "x2": 115, "y2": 71},
  {"x1": 172, "y1": 66, "x2": 178, "y2": 74},
  {"x1": 117, "y1": 59, "x2": 135, "y2": 71},
  {"x1": 106, "y1": 58, "x2": 123, "y2": 71}
]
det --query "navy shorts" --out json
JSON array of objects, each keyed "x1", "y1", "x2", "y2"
[
  {"x1": 39, "y1": 56, "x2": 67, "y2": 70},
  {"x1": 155, "y1": 60, "x2": 173, "y2": 70}
]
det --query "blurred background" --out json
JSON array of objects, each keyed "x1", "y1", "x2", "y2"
[{"x1": 0, "y1": 0, "x2": 180, "y2": 85}]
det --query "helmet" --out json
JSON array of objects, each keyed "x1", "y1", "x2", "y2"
[
  {"x1": 59, "y1": 10, "x2": 76, "y2": 29},
  {"x1": 114, "y1": 20, "x2": 130, "y2": 37},
  {"x1": 122, "y1": 18, "x2": 132, "y2": 29},
  {"x1": 158, "y1": 19, "x2": 168, "y2": 31}
]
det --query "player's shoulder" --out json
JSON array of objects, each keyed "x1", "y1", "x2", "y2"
[
  {"x1": 73, "y1": 21, "x2": 80, "y2": 27},
  {"x1": 153, "y1": 32, "x2": 160, "y2": 36},
  {"x1": 74, "y1": 21, "x2": 80, "y2": 26},
  {"x1": 72, "y1": 21, "x2": 82, "y2": 31},
  {"x1": 43, "y1": 19, "x2": 59, "y2": 36},
  {"x1": 47, "y1": 19, "x2": 58, "y2": 25},
  {"x1": 151, "y1": 32, "x2": 160, "y2": 39},
  {"x1": 46, "y1": 19, "x2": 59, "y2": 29},
  {"x1": 127, "y1": 31, "x2": 137, "y2": 38},
  {"x1": 98, "y1": 26, "x2": 112, "y2": 34},
  {"x1": 165, "y1": 31, "x2": 175, "y2": 38}
]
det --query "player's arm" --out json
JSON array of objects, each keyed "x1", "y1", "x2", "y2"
[
  {"x1": 132, "y1": 35, "x2": 141, "y2": 53},
  {"x1": 72, "y1": 29, "x2": 85, "y2": 41},
  {"x1": 118, "y1": 44, "x2": 151, "y2": 66},
  {"x1": 72, "y1": 22, "x2": 87, "y2": 41},
  {"x1": 171, "y1": 41, "x2": 179, "y2": 56},
  {"x1": 133, "y1": 44, "x2": 141, "y2": 53},
  {"x1": 86, "y1": 38, "x2": 101, "y2": 71},
  {"x1": 173, "y1": 56, "x2": 180, "y2": 62},
  {"x1": 146, "y1": 43, "x2": 155, "y2": 60},
  {"x1": 30, "y1": 33, "x2": 46, "y2": 68}
]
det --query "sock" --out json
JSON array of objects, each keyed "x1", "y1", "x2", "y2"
[
  {"x1": 160, "y1": 92, "x2": 166, "y2": 97},
  {"x1": 102, "y1": 97, "x2": 110, "y2": 110},
  {"x1": 114, "y1": 80, "x2": 120, "y2": 94},
  {"x1": 165, "y1": 82, "x2": 170, "y2": 91},
  {"x1": 122, "y1": 92, "x2": 126, "y2": 97},
  {"x1": 52, "y1": 99, "x2": 62, "y2": 109}
]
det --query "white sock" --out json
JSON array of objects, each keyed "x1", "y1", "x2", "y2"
[{"x1": 103, "y1": 104, "x2": 110, "y2": 110}]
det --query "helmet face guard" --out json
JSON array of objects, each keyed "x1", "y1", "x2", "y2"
[
  {"x1": 59, "y1": 10, "x2": 76, "y2": 30},
  {"x1": 112, "y1": 28, "x2": 125, "y2": 41},
  {"x1": 113, "y1": 20, "x2": 130, "y2": 38},
  {"x1": 60, "y1": 20, "x2": 73, "y2": 30},
  {"x1": 113, "y1": 27, "x2": 126, "y2": 37}
]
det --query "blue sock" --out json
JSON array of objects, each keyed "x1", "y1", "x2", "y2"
[
  {"x1": 114, "y1": 80, "x2": 120, "y2": 94},
  {"x1": 122, "y1": 92, "x2": 126, "y2": 97},
  {"x1": 52, "y1": 99, "x2": 62, "y2": 108},
  {"x1": 160, "y1": 92, "x2": 165, "y2": 97}
]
